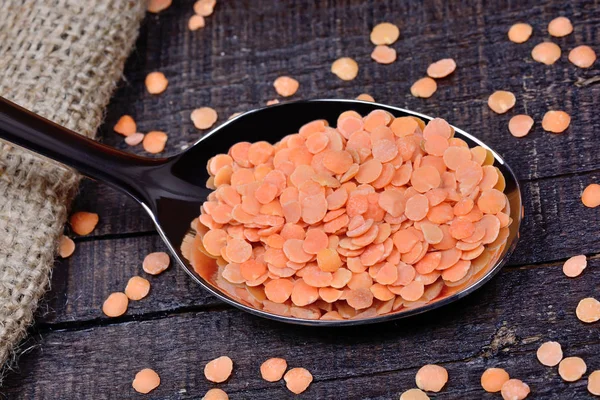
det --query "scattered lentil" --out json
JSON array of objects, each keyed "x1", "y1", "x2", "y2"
[
  {"x1": 371, "y1": 45, "x2": 397, "y2": 64},
  {"x1": 500, "y1": 379, "x2": 530, "y2": 400},
  {"x1": 508, "y1": 23, "x2": 533, "y2": 43},
  {"x1": 508, "y1": 115, "x2": 534, "y2": 138},
  {"x1": 125, "y1": 276, "x2": 151, "y2": 300},
  {"x1": 145, "y1": 72, "x2": 169, "y2": 94},
  {"x1": 568, "y1": 45, "x2": 597, "y2": 68},
  {"x1": 58, "y1": 235, "x2": 75, "y2": 258},
  {"x1": 191, "y1": 107, "x2": 218, "y2": 130},
  {"x1": 531, "y1": 42, "x2": 561, "y2": 65},
  {"x1": 143, "y1": 131, "x2": 168, "y2": 153},
  {"x1": 204, "y1": 356, "x2": 233, "y2": 383},
  {"x1": 284, "y1": 367, "x2": 313, "y2": 394},
  {"x1": 132, "y1": 368, "x2": 160, "y2": 394},
  {"x1": 143, "y1": 252, "x2": 171, "y2": 275},
  {"x1": 273, "y1": 76, "x2": 300, "y2": 97},
  {"x1": 582, "y1": 184, "x2": 600, "y2": 208},
  {"x1": 202, "y1": 388, "x2": 229, "y2": 400},
  {"x1": 331, "y1": 57, "x2": 359, "y2": 81},
  {"x1": 69, "y1": 211, "x2": 99, "y2": 235},
  {"x1": 260, "y1": 358, "x2": 288, "y2": 382},
  {"x1": 562, "y1": 255, "x2": 586, "y2": 278},
  {"x1": 576, "y1": 298, "x2": 600, "y2": 323},
  {"x1": 481, "y1": 368, "x2": 510, "y2": 393},
  {"x1": 399, "y1": 388, "x2": 430, "y2": 400},
  {"x1": 488, "y1": 91, "x2": 516, "y2": 114},
  {"x1": 588, "y1": 370, "x2": 600, "y2": 396},
  {"x1": 415, "y1": 364, "x2": 448, "y2": 392},
  {"x1": 370, "y1": 22, "x2": 400, "y2": 45},
  {"x1": 147, "y1": 0, "x2": 172, "y2": 13},
  {"x1": 356, "y1": 94, "x2": 375, "y2": 102},
  {"x1": 536, "y1": 341, "x2": 563, "y2": 366},
  {"x1": 558, "y1": 357, "x2": 587, "y2": 382},
  {"x1": 194, "y1": 0, "x2": 216, "y2": 16},
  {"x1": 102, "y1": 292, "x2": 128, "y2": 317},
  {"x1": 541, "y1": 110, "x2": 570, "y2": 133},
  {"x1": 426, "y1": 59, "x2": 456, "y2": 78},
  {"x1": 548, "y1": 17, "x2": 573, "y2": 37},
  {"x1": 125, "y1": 133, "x2": 145, "y2": 146},
  {"x1": 189, "y1": 15, "x2": 206, "y2": 30},
  {"x1": 114, "y1": 115, "x2": 136, "y2": 136},
  {"x1": 411, "y1": 77, "x2": 437, "y2": 98}
]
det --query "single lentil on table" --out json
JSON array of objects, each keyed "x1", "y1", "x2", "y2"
[{"x1": 181, "y1": 110, "x2": 512, "y2": 321}]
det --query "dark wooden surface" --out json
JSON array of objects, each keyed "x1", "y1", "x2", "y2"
[{"x1": 3, "y1": 0, "x2": 600, "y2": 398}]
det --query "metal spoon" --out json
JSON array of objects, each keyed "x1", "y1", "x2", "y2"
[{"x1": 0, "y1": 97, "x2": 521, "y2": 326}]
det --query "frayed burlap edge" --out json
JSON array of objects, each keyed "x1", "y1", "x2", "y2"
[{"x1": 0, "y1": 0, "x2": 145, "y2": 382}]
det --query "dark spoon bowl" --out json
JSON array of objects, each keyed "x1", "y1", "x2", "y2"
[{"x1": 0, "y1": 97, "x2": 521, "y2": 326}]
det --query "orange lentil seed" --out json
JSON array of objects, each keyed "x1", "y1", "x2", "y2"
[
  {"x1": 132, "y1": 368, "x2": 160, "y2": 394},
  {"x1": 202, "y1": 388, "x2": 229, "y2": 400},
  {"x1": 102, "y1": 292, "x2": 128, "y2": 317},
  {"x1": 143, "y1": 131, "x2": 168, "y2": 153},
  {"x1": 481, "y1": 368, "x2": 510, "y2": 393},
  {"x1": 189, "y1": 14, "x2": 206, "y2": 30},
  {"x1": 508, "y1": 23, "x2": 533, "y2": 43},
  {"x1": 563, "y1": 254, "x2": 586, "y2": 277},
  {"x1": 537, "y1": 341, "x2": 563, "y2": 366},
  {"x1": 191, "y1": 107, "x2": 218, "y2": 130},
  {"x1": 500, "y1": 379, "x2": 530, "y2": 400},
  {"x1": 125, "y1": 132, "x2": 145, "y2": 146},
  {"x1": 588, "y1": 370, "x2": 600, "y2": 396},
  {"x1": 356, "y1": 94, "x2": 375, "y2": 102},
  {"x1": 260, "y1": 358, "x2": 288, "y2": 382},
  {"x1": 331, "y1": 57, "x2": 359, "y2": 81},
  {"x1": 370, "y1": 22, "x2": 400, "y2": 45},
  {"x1": 143, "y1": 252, "x2": 171, "y2": 275},
  {"x1": 576, "y1": 297, "x2": 600, "y2": 323},
  {"x1": 548, "y1": 16, "x2": 573, "y2": 37},
  {"x1": 194, "y1": 0, "x2": 216, "y2": 16},
  {"x1": 415, "y1": 364, "x2": 448, "y2": 392},
  {"x1": 558, "y1": 357, "x2": 587, "y2": 382},
  {"x1": 371, "y1": 45, "x2": 397, "y2": 64},
  {"x1": 531, "y1": 42, "x2": 561, "y2": 65},
  {"x1": 541, "y1": 110, "x2": 570, "y2": 133},
  {"x1": 147, "y1": 0, "x2": 172, "y2": 13},
  {"x1": 426, "y1": 58, "x2": 456, "y2": 78},
  {"x1": 145, "y1": 71, "x2": 169, "y2": 94},
  {"x1": 582, "y1": 184, "x2": 600, "y2": 208},
  {"x1": 114, "y1": 115, "x2": 137, "y2": 136},
  {"x1": 125, "y1": 276, "x2": 151, "y2": 301},
  {"x1": 411, "y1": 77, "x2": 437, "y2": 98},
  {"x1": 488, "y1": 91, "x2": 516, "y2": 114},
  {"x1": 568, "y1": 45, "x2": 597, "y2": 68},
  {"x1": 69, "y1": 211, "x2": 99, "y2": 235},
  {"x1": 508, "y1": 115, "x2": 534, "y2": 138},
  {"x1": 399, "y1": 388, "x2": 430, "y2": 400},
  {"x1": 284, "y1": 367, "x2": 313, "y2": 394},
  {"x1": 273, "y1": 76, "x2": 300, "y2": 97},
  {"x1": 58, "y1": 235, "x2": 75, "y2": 258},
  {"x1": 204, "y1": 356, "x2": 233, "y2": 383}
]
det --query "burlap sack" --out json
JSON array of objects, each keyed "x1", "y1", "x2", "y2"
[{"x1": 0, "y1": 0, "x2": 145, "y2": 379}]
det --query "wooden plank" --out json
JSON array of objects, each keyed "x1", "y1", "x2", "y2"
[
  {"x1": 40, "y1": 235, "x2": 220, "y2": 325},
  {"x1": 7, "y1": 260, "x2": 600, "y2": 399},
  {"x1": 97, "y1": 0, "x2": 600, "y2": 183}
]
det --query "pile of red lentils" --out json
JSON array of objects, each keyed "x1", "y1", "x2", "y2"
[{"x1": 56, "y1": 1, "x2": 600, "y2": 398}]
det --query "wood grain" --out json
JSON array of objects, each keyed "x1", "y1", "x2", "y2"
[
  {"x1": 5, "y1": 0, "x2": 600, "y2": 398},
  {"x1": 8, "y1": 260, "x2": 600, "y2": 399}
]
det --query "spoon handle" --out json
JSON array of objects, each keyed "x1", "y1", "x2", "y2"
[{"x1": 0, "y1": 96, "x2": 165, "y2": 202}]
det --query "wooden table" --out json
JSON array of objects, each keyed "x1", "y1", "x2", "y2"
[{"x1": 4, "y1": 0, "x2": 600, "y2": 398}]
